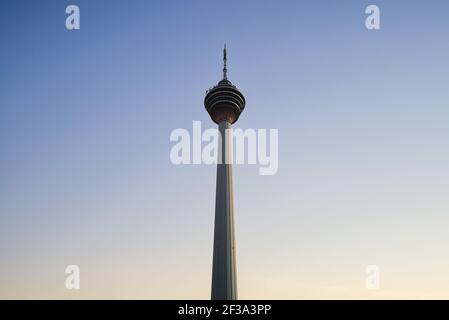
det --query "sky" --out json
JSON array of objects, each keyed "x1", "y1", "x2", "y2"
[{"x1": 1, "y1": 0, "x2": 449, "y2": 299}]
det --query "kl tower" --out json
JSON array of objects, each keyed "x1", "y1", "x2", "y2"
[{"x1": 204, "y1": 45, "x2": 246, "y2": 300}]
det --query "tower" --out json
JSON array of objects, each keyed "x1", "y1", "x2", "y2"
[{"x1": 204, "y1": 45, "x2": 246, "y2": 300}]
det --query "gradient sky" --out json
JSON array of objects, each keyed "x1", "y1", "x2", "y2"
[{"x1": 1, "y1": 0, "x2": 449, "y2": 299}]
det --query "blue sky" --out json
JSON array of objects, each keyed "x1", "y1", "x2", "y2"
[{"x1": 1, "y1": 0, "x2": 449, "y2": 298}]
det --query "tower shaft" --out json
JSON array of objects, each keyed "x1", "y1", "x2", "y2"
[{"x1": 211, "y1": 120, "x2": 237, "y2": 300}]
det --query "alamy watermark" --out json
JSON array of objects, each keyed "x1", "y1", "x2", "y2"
[
  {"x1": 365, "y1": 5, "x2": 380, "y2": 30},
  {"x1": 365, "y1": 265, "x2": 380, "y2": 289},
  {"x1": 65, "y1": 265, "x2": 80, "y2": 290},
  {"x1": 170, "y1": 121, "x2": 278, "y2": 175},
  {"x1": 63, "y1": 4, "x2": 379, "y2": 31},
  {"x1": 65, "y1": 5, "x2": 80, "y2": 30}
]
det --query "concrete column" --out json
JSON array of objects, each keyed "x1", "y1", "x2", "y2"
[{"x1": 211, "y1": 121, "x2": 237, "y2": 300}]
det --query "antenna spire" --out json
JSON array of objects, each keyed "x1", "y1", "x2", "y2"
[{"x1": 223, "y1": 44, "x2": 227, "y2": 80}]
